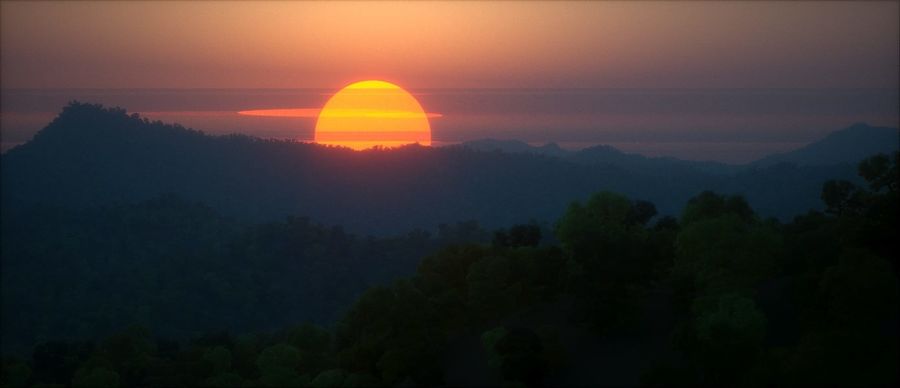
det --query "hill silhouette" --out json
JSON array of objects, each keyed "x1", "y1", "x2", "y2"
[
  {"x1": 463, "y1": 124, "x2": 898, "y2": 173},
  {"x1": 752, "y1": 122, "x2": 898, "y2": 167},
  {"x1": 3, "y1": 155, "x2": 897, "y2": 386},
  {"x1": 1, "y1": 103, "x2": 898, "y2": 386},
  {"x1": 2, "y1": 102, "x2": 892, "y2": 235},
  {"x1": 459, "y1": 139, "x2": 569, "y2": 158}
]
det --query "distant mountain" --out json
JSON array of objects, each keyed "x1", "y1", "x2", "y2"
[
  {"x1": 752, "y1": 123, "x2": 898, "y2": 167},
  {"x1": 460, "y1": 123, "x2": 898, "y2": 172},
  {"x1": 459, "y1": 139, "x2": 569, "y2": 158},
  {"x1": 2, "y1": 102, "x2": 886, "y2": 235},
  {"x1": 459, "y1": 138, "x2": 742, "y2": 176},
  {"x1": 568, "y1": 144, "x2": 741, "y2": 175}
]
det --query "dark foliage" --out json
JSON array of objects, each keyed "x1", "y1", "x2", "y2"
[
  {"x1": 0, "y1": 194, "x2": 492, "y2": 356},
  {"x1": 1, "y1": 104, "x2": 897, "y2": 386},
  {"x1": 4, "y1": 152, "x2": 896, "y2": 386}
]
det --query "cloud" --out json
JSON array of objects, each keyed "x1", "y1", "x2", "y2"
[{"x1": 237, "y1": 108, "x2": 442, "y2": 119}]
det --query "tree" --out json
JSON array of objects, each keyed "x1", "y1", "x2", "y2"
[
  {"x1": 819, "y1": 250, "x2": 899, "y2": 327},
  {"x1": 680, "y1": 191, "x2": 754, "y2": 226},
  {"x1": 310, "y1": 369, "x2": 348, "y2": 387},
  {"x1": 675, "y1": 191, "x2": 780, "y2": 295},
  {"x1": 821, "y1": 180, "x2": 864, "y2": 216},
  {"x1": 72, "y1": 367, "x2": 120, "y2": 388},
  {"x1": 30, "y1": 341, "x2": 93, "y2": 386},
  {"x1": 282, "y1": 323, "x2": 332, "y2": 376},
  {"x1": 857, "y1": 152, "x2": 897, "y2": 193},
  {"x1": 255, "y1": 344, "x2": 305, "y2": 387},
  {"x1": 482, "y1": 326, "x2": 547, "y2": 387},
  {"x1": 481, "y1": 327, "x2": 508, "y2": 370},
  {"x1": 336, "y1": 280, "x2": 444, "y2": 386},
  {"x1": 556, "y1": 191, "x2": 636, "y2": 260},
  {"x1": 787, "y1": 328, "x2": 899, "y2": 386},
  {"x1": 555, "y1": 192, "x2": 653, "y2": 279},
  {"x1": 494, "y1": 224, "x2": 542, "y2": 248},
  {"x1": 688, "y1": 293, "x2": 767, "y2": 385},
  {"x1": 203, "y1": 372, "x2": 243, "y2": 387},
  {"x1": 95, "y1": 326, "x2": 155, "y2": 387},
  {"x1": 675, "y1": 214, "x2": 781, "y2": 294},
  {"x1": 1, "y1": 360, "x2": 31, "y2": 388},
  {"x1": 555, "y1": 192, "x2": 660, "y2": 330},
  {"x1": 466, "y1": 255, "x2": 517, "y2": 318},
  {"x1": 415, "y1": 245, "x2": 486, "y2": 328},
  {"x1": 629, "y1": 200, "x2": 658, "y2": 226},
  {"x1": 202, "y1": 346, "x2": 232, "y2": 375}
]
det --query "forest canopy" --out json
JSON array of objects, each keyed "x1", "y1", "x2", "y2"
[{"x1": 2, "y1": 152, "x2": 897, "y2": 387}]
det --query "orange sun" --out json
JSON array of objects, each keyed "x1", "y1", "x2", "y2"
[{"x1": 315, "y1": 80, "x2": 433, "y2": 150}]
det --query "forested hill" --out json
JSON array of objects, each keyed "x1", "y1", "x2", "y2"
[
  {"x1": 2, "y1": 153, "x2": 897, "y2": 387},
  {"x1": 0, "y1": 194, "x2": 493, "y2": 355},
  {"x1": 1, "y1": 102, "x2": 897, "y2": 386},
  {"x1": 2, "y1": 102, "x2": 892, "y2": 235}
]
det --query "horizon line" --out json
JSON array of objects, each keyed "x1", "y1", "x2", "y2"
[{"x1": 3, "y1": 87, "x2": 898, "y2": 92}]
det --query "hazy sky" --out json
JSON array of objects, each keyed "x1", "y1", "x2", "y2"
[{"x1": 2, "y1": 1, "x2": 897, "y2": 89}]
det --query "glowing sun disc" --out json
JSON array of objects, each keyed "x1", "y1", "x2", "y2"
[{"x1": 314, "y1": 80, "x2": 433, "y2": 150}]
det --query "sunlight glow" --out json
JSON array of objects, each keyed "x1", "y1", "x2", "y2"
[
  {"x1": 237, "y1": 108, "x2": 321, "y2": 117},
  {"x1": 344, "y1": 80, "x2": 399, "y2": 89},
  {"x1": 237, "y1": 108, "x2": 441, "y2": 119},
  {"x1": 315, "y1": 80, "x2": 433, "y2": 150}
]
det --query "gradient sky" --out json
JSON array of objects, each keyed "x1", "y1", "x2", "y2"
[{"x1": 2, "y1": 1, "x2": 898, "y2": 89}]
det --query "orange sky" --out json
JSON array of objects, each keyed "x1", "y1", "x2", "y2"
[{"x1": 1, "y1": 1, "x2": 897, "y2": 89}]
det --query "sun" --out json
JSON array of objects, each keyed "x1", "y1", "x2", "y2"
[
  {"x1": 236, "y1": 80, "x2": 439, "y2": 147},
  {"x1": 314, "y1": 80, "x2": 433, "y2": 150}
]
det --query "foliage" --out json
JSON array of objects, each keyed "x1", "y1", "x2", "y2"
[
  {"x1": 71, "y1": 367, "x2": 119, "y2": 388},
  {"x1": 0, "y1": 360, "x2": 31, "y2": 388},
  {"x1": 481, "y1": 327, "x2": 509, "y2": 370},
  {"x1": 555, "y1": 192, "x2": 669, "y2": 330},
  {"x1": 2, "y1": 151, "x2": 898, "y2": 386},
  {"x1": 493, "y1": 223, "x2": 542, "y2": 248},
  {"x1": 674, "y1": 213, "x2": 781, "y2": 294},
  {"x1": 0, "y1": 196, "x2": 486, "y2": 355}
]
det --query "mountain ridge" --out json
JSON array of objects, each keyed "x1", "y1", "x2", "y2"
[
  {"x1": 2, "y1": 102, "x2": 889, "y2": 235},
  {"x1": 459, "y1": 123, "x2": 898, "y2": 169},
  {"x1": 751, "y1": 122, "x2": 898, "y2": 167}
]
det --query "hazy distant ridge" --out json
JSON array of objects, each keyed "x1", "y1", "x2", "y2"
[
  {"x1": 2, "y1": 102, "x2": 890, "y2": 234},
  {"x1": 461, "y1": 123, "x2": 898, "y2": 169},
  {"x1": 751, "y1": 123, "x2": 898, "y2": 167}
]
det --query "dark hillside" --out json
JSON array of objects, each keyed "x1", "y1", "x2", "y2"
[{"x1": 2, "y1": 103, "x2": 883, "y2": 235}]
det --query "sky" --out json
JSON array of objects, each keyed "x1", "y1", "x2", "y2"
[
  {"x1": 2, "y1": 1, "x2": 898, "y2": 90},
  {"x1": 1, "y1": 1, "x2": 898, "y2": 162}
]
